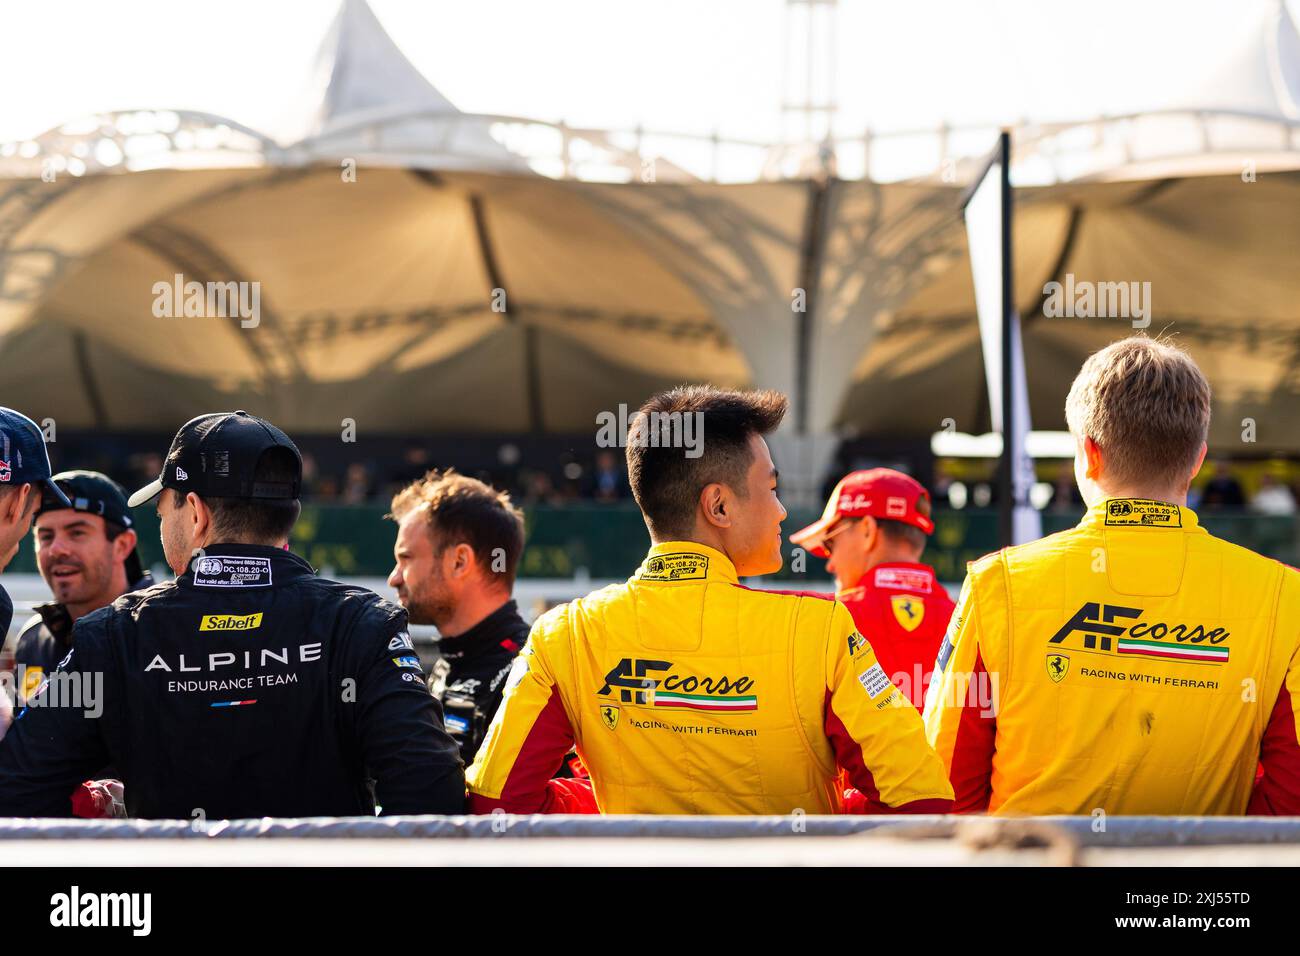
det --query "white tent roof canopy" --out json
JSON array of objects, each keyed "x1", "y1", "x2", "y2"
[
  {"x1": 4, "y1": 0, "x2": 1300, "y2": 185},
  {"x1": 1, "y1": 0, "x2": 1299, "y2": 507}
]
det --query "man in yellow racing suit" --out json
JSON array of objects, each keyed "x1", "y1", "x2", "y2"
[
  {"x1": 467, "y1": 387, "x2": 954, "y2": 814},
  {"x1": 924, "y1": 336, "x2": 1300, "y2": 815}
]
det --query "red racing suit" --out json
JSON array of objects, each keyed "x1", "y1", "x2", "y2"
[{"x1": 836, "y1": 562, "x2": 954, "y2": 711}]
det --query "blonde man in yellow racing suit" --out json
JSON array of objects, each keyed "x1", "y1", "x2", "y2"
[
  {"x1": 925, "y1": 336, "x2": 1300, "y2": 815},
  {"x1": 467, "y1": 386, "x2": 954, "y2": 814}
]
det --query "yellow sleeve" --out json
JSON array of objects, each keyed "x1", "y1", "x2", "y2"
[
  {"x1": 922, "y1": 563, "x2": 997, "y2": 812},
  {"x1": 824, "y1": 600, "x2": 954, "y2": 810},
  {"x1": 466, "y1": 606, "x2": 582, "y2": 813}
]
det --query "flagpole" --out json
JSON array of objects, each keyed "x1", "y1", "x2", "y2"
[{"x1": 998, "y1": 130, "x2": 1014, "y2": 549}]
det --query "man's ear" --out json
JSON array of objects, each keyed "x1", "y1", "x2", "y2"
[
  {"x1": 1083, "y1": 436, "x2": 1105, "y2": 480},
  {"x1": 4, "y1": 484, "x2": 34, "y2": 524},
  {"x1": 699, "y1": 483, "x2": 731, "y2": 530},
  {"x1": 112, "y1": 528, "x2": 138, "y2": 563},
  {"x1": 858, "y1": 515, "x2": 877, "y2": 548},
  {"x1": 186, "y1": 492, "x2": 210, "y2": 543},
  {"x1": 1190, "y1": 441, "x2": 1208, "y2": 481},
  {"x1": 448, "y1": 542, "x2": 476, "y2": 580}
]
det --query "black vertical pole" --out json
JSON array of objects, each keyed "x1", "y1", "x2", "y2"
[{"x1": 998, "y1": 130, "x2": 1014, "y2": 549}]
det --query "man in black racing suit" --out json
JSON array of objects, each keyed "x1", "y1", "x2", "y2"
[
  {"x1": 0, "y1": 411, "x2": 464, "y2": 818},
  {"x1": 10, "y1": 471, "x2": 154, "y2": 708},
  {"x1": 388, "y1": 470, "x2": 588, "y2": 778},
  {"x1": 430, "y1": 597, "x2": 529, "y2": 762}
]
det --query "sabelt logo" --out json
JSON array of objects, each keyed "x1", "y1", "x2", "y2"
[
  {"x1": 1049, "y1": 602, "x2": 1231, "y2": 664},
  {"x1": 199, "y1": 612, "x2": 264, "y2": 631},
  {"x1": 597, "y1": 658, "x2": 757, "y2": 712}
]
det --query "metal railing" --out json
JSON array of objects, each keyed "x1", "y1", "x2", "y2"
[{"x1": 5, "y1": 107, "x2": 1299, "y2": 184}]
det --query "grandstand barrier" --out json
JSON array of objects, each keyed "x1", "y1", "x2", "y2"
[
  {"x1": 1, "y1": 814, "x2": 1299, "y2": 845},
  {"x1": 6, "y1": 504, "x2": 1296, "y2": 579}
]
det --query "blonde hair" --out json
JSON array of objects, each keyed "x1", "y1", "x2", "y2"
[{"x1": 1064, "y1": 336, "x2": 1210, "y2": 491}]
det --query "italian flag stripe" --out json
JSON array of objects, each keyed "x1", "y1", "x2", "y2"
[
  {"x1": 653, "y1": 693, "x2": 757, "y2": 710},
  {"x1": 1118, "y1": 640, "x2": 1228, "y2": 661}
]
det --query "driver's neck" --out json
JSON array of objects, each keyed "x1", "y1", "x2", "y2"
[
  {"x1": 438, "y1": 589, "x2": 512, "y2": 639},
  {"x1": 651, "y1": 526, "x2": 734, "y2": 565},
  {"x1": 1086, "y1": 482, "x2": 1188, "y2": 508}
]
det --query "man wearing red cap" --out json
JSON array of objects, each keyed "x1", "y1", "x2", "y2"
[{"x1": 791, "y1": 468, "x2": 954, "y2": 711}]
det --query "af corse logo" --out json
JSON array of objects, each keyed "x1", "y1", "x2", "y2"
[
  {"x1": 1049, "y1": 602, "x2": 1230, "y2": 664},
  {"x1": 598, "y1": 658, "x2": 757, "y2": 712}
]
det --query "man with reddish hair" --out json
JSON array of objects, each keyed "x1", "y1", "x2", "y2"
[
  {"x1": 925, "y1": 335, "x2": 1300, "y2": 815},
  {"x1": 467, "y1": 386, "x2": 953, "y2": 814}
]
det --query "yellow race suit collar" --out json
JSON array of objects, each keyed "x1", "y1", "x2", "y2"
[
  {"x1": 634, "y1": 541, "x2": 739, "y2": 584},
  {"x1": 1078, "y1": 496, "x2": 1202, "y2": 532}
]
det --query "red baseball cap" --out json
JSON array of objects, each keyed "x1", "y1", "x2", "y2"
[{"x1": 790, "y1": 468, "x2": 935, "y2": 558}]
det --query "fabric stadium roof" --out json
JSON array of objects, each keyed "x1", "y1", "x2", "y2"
[
  {"x1": 0, "y1": 0, "x2": 1298, "y2": 509},
  {"x1": 276, "y1": 0, "x2": 527, "y2": 171}
]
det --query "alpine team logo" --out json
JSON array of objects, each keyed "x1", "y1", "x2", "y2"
[{"x1": 1049, "y1": 602, "x2": 1231, "y2": 664}]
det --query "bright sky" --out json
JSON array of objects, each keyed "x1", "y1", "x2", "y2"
[{"x1": 0, "y1": 0, "x2": 1293, "y2": 144}]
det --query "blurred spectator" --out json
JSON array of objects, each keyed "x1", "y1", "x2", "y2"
[
  {"x1": 316, "y1": 474, "x2": 341, "y2": 500},
  {"x1": 300, "y1": 452, "x2": 321, "y2": 499},
  {"x1": 521, "y1": 469, "x2": 563, "y2": 506},
  {"x1": 128, "y1": 452, "x2": 164, "y2": 491},
  {"x1": 1047, "y1": 463, "x2": 1084, "y2": 512},
  {"x1": 1197, "y1": 461, "x2": 1246, "y2": 510},
  {"x1": 388, "y1": 446, "x2": 431, "y2": 494},
  {"x1": 1251, "y1": 474, "x2": 1298, "y2": 516},
  {"x1": 587, "y1": 450, "x2": 630, "y2": 501},
  {"x1": 341, "y1": 462, "x2": 373, "y2": 504}
]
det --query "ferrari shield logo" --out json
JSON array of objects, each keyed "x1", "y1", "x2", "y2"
[
  {"x1": 600, "y1": 704, "x2": 620, "y2": 731},
  {"x1": 891, "y1": 594, "x2": 924, "y2": 632},
  {"x1": 1046, "y1": 653, "x2": 1070, "y2": 683}
]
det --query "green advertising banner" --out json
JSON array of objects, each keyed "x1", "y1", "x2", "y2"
[{"x1": 7, "y1": 504, "x2": 1297, "y2": 581}]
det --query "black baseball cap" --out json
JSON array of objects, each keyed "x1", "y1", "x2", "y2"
[
  {"x1": 39, "y1": 470, "x2": 146, "y2": 583},
  {"x1": 127, "y1": 410, "x2": 302, "y2": 508},
  {"x1": 0, "y1": 407, "x2": 71, "y2": 507},
  {"x1": 39, "y1": 470, "x2": 137, "y2": 528}
]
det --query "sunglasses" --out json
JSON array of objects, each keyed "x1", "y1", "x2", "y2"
[{"x1": 821, "y1": 516, "x2": 865, "y2": 549}]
